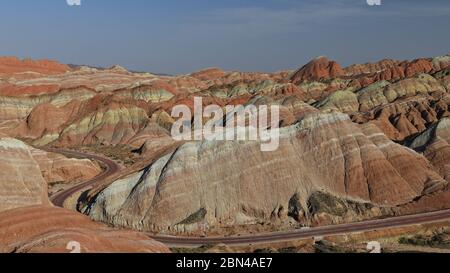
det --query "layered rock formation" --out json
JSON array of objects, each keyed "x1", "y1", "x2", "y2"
[
  {"x1": 315, "y1": 89, "x2": 359, "y2": 113},
  {"x1": 0, "y1": 137, "x2": 48, "y2": 212},
  {"x1": 0, "y1": 58, "x2": 287, "y2": 148},
  {"x1": 356, "y1": 74, "x2": 446, "y2": 112},
  {"x1": 0, "y1": 137, "x2": 102, "y2": 208},
  {"x1": 84, "y1": 111, "x2": 446, "y2": 233},
  {"x1": 30, "y1": 148, "x2": 101, "y2": 185},
  {"x1": 407, "y1": 118, "x2": 450, "y2": 182},
  {"x1": 0, "y1": 136, "x2": 169, "y2": 253},
  {"x1": 57, "y1": 101, "x2": 149, "y2": 146},
  {"x1": 1, "y1": 53, "x2": 450, "y2": 240},
  {"x1": 0, "y1": 56, "x2": 70, "y2": 75},
  {"x1": 344, "y1": 57, "x2": 446, "y2": 87},
  {"x1": 291, "y1": 56, "x2": 344, "y2": 84}
]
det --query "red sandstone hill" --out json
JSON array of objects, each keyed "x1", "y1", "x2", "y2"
[
  {"x1": 290, "y1": 56, "x2": 344, "y2": 84},
  {"x1": 0, "y1": 56, "x2": 70, "y2": 75},
  {"x1": 0, "y1": 206, "x2": 170, "y2": 253}
]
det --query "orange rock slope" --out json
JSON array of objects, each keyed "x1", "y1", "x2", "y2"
[
  {"x1": 0, "y1": 56, "x2": 70, "y2": 75},
  {"x1": 0, "y1": 206, "x2": 169, "y2": 253},
  {"x1": 291, "y1": 56, "x2": 344, "y2": 84}
]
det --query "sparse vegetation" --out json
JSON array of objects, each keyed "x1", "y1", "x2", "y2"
[
  {"x1": 307, "y1": 191, "x2": 374, "y2": 217},
  {"x1": 314, "y1": 241, "x2": 358, "y2": 253},
  {"x1": 80, "y1": 144, "x2": 139, "y2": 166},
  {"x1": 171, "y1": 244, "x2": 215, "y2": 254},
  {"x1": 178, "y1": 208, "x2": 207, "y2": 225},
  {"x1": 399, "y1": 228, "x2": 450, "y2": 249}
]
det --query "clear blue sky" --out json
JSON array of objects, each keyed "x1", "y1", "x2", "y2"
[{"x1": 0, "y1": 0, "x2": 449, "y2": 74}]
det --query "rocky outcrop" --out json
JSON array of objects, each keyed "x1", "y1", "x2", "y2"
[
  {"x1": 127, "y1": 122, "x2": 175, "y2": 151},
  {"x1": 407, "y1": 118, "x2": 450, "y2": 182},
  {"x1": 115, "y1": 80, "x2": 177, "y2": 102},
  {"x1": 357, "y1": 74, "x2": 445, "y2": 112},
  {"x1": 0, "y1": 137, "x2": 48, "y2": 212},
  {"x1": 0, "y1": 84, "x2": 60, "y2": 97},
  {"x1": 1, "y1": 94, "x2": 155, "y2": 147},
  {"x1": 315, "y1": 90, "x2": 359, "y2": 113},
  {"x1": 353, "y1": 94, "x2": 449, "y2": 142},
  {"x1": 402, "y1": 59, "x2": 435, "y2": 78},
  {"x1": 0, "y1": 88, "x2": 96, "y2": 122},
  {"x1": 0, "y1": 57, "x2": 70, "y2": 75},
  {"x1": 344, "y1": 58, "x2": 439, "y2": 87},
  {"x1": 423, "y1": 139, "x2": 450, "y2": 183},
  {"x1": 304, "y1": 191, "x2": 393, "y2": 226},
  {"x1": 0, "y1": 137, "x2": 101, "y2": 208},
  {"x1": 0, "y1": 136, "x2": 169, "y2": 253},
  {"x1": 432, "y1": 55, "x2": 450, "y2": 71},
  {"x1": 30, "y1": 148, "x2": 101, "y2": 185},
  {"x1": 190, "y1": 68, "x2": 227, "y2": 81},
  {"x1": 344, "y1": 72, "x2": 450, "y2": 142},
  {"x1": 344, "y1": 59, "x2": 401, "y2": 77},
  {"x1": 0, "y1": 206, "x2": 170, "y2": 253},
  {"x1": 25, "y1": 103, "x2": 73, "y2": 139},
  {"x1": 84, "y1": 112, "x2": 445, "y2": 234},
  {"x1": 57, "y1": 103, "x2": 149, "y2": 147},
  {"x1": 436, "y1": 117, "x2": 450, "y2": 143},
  {"x1": 291, "y1": 56, "x2": 344, "y2": 84}
]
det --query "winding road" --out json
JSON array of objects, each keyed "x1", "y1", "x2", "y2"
[
  {"x1": 152, "y1": 209, "x2": 450, "y2": 247},
  {"x1": 50, "y1": 149, "x2": 450, "y2": 247},
  {"x1": 48, "y1": 149, "x2": 120, "y2": 208}
]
